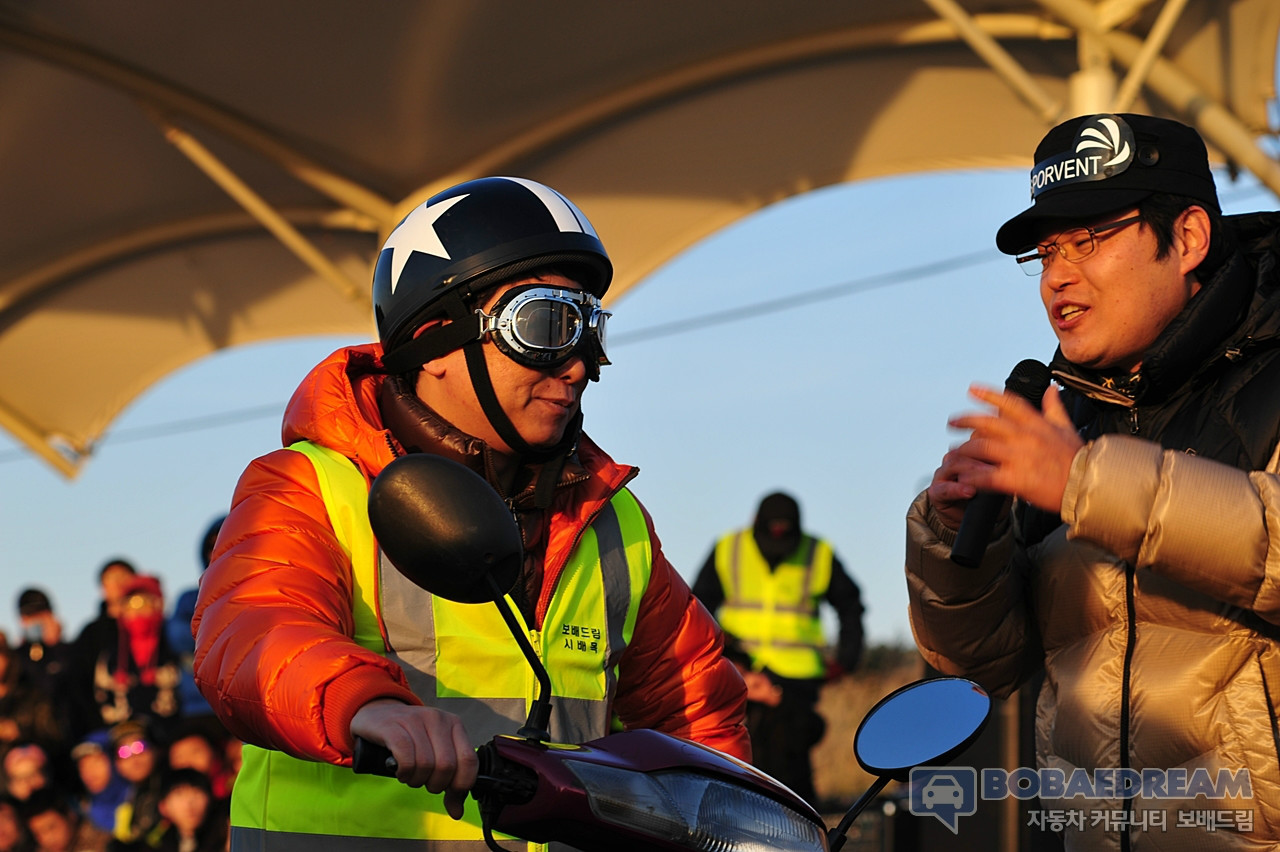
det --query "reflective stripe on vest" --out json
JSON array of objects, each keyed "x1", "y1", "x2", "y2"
[
  {"x1": 713, "y1": 530, "x2": 833, "y2": 679},
  {"x1": 231, "y1": 442, "x2": 651, "y2": 852}
]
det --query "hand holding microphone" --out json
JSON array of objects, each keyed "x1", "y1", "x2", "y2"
[{"x1": 949, "y1": 359, "x2": 1053, "y2": 568}]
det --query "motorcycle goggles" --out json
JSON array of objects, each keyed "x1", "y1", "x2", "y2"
[{"x1": 478, "y1": 284, "x2": 611, "y2": 374}]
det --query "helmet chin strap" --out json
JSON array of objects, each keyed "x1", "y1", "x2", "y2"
[
  {"x1": 460, "y1": 335, "x2": 534, "y2": 457},
  {"x1": 462, "y1": 339, "x2": 581, "y2": 508}
]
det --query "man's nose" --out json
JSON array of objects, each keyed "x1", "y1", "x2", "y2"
[
  {"x1": 1039, "y1": 249, "x2": 1075, "y2": 289},
  {"x1": 554, "y1": 352, "x2": 589, "y2": 383}
]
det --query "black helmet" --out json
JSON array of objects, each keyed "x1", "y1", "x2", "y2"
[{"x1": 373, "y1": 176, "x2": 612, "y2": 354}]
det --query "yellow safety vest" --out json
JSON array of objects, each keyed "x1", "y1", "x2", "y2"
[
  {"x1": 713, "y1": 529, "x2": 833, "y2": 680},
  {"x1": 231, "y1": 442, "x2": 652, "y2": 852}
]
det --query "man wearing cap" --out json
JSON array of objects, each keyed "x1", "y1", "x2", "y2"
[
  {"x1": 193, "y1": 176, "x2": 748, "y2": 851},
  {"x1": 906, "y1": 113, "x2": 1280, "y2": 849},
  {"x1": 13, "y1": 589, "x2": 72, "y2": 736}
]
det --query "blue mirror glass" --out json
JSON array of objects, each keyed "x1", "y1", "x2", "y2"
[{"x1": 854, "y1": 677, "x2": 990, "y2": 778}]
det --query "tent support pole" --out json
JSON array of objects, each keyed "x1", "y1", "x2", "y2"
[{"x1": 152, "y1": 113, "x2": 364, "y2": 303}]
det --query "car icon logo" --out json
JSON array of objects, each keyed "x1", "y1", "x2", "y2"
[
  {"x1": 920, "y1": 775, "x2": 965, "y2": 810},
  {"x1": 909, "y1": 767, "x2": 977, "y2": 833}
]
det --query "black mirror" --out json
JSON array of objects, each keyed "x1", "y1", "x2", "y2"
[
  {"x1": 367, "y1": 454, "x2": 522, "y2": 604},
  {"x1": 854, "y1": 677, "x2": 990, "y2": 781}
]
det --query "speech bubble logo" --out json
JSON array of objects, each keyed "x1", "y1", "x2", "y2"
[{"x1": 909, "y1": 767, "x2": 977, "y2": 833}]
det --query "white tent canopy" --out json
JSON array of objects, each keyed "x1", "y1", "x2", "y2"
[{"x1": 0, "y1": 0, "x2": 1276, "y2": 475}]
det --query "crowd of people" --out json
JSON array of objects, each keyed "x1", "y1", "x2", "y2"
[{"x1": 1, "y1": 520, "x2": 234, "y2": 852}]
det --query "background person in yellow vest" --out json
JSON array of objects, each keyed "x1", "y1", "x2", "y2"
[
  {"x1": 691, "y1": 491, "x2": 864, "y2": 806},
  {"x1": 192, "y1": 176, "x2": 750, "y2": 852}
]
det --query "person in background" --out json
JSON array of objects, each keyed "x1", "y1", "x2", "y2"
[
  {"x1": 69, "y1": 732, "x2": 130, "y2": 835},
  {"x1": 907, "y1": 112, "x2": 1280, "y2": 849},
  {"x1": 193, "y1": 175, "x2": 748, "y2": 851},
  {"x1": 73, "y1": 563, "x2": 138, "y2": 658},
  {"x1": 13, "y1": 591, "x2": 72, "y2": 708},
  {"x1": 19, "y1": 788, "x2": 108, "y2": 852},
  {"x1": 0, "y1": 648, "x2": 63, "y2": 754},
  {"x1": 137, "y1": 770, "x2": 226, "y2": 852},
  {"x1": 163, "y1": 727, "x2": 229, "y2": 804},
  {"x1": 107, "y1": 722, "x2": 163, "y2": 849},
  {"x1": 13, "y1": 591, "x2": 72, "y2": 751},
  {"x1": 693, "y1": 490, "x2": 864, "y2": 805},
  {"x1": 0, "y1": 744, "x2": 54, "y2": 805},
  {"x1": 87, "y1": 579, "x2": 181, "y2": 746},
  {"x1": 69, "y1": 562, "x2": 138, "y2": 742},
  {"x1": 163, "y1": 520, "x2": 224, "y2": 745},
  {"x1": 0, "y1": 795, "x2": 32, "y2": 852}
]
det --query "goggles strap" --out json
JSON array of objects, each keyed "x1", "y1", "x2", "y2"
[{"x1": 380, "y1": 306, "x2": 482, "y2": 374}]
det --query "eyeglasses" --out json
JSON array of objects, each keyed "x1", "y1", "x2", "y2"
[
  {"x1": 1015, "y1": 215, "x2": 1143, "y2": 276},
  {"x1": 477, "y1": 285, "x2": 611, "y2": 374},
  {"x1": 116, "y1": 740, "x2": 149, "y2": 760}
]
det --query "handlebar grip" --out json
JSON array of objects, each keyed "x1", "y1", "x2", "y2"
[{"x1": 352, "y1": 736, "x2": 398, "y2": 776}]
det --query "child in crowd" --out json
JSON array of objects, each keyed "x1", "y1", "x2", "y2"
[
  {"x1": 1, "y1": 745, "x2": 53, "y2": 804},
  {"x1": 106, "y1": 723, "x2": 163, "y2": 847},
  {"x1": 145, "y1": 770, "x2": 226, "y2": 852},
  {"x1": 19, "y1": 789, "x2": 109, "y2": 852},
  {"x1": 69, "y1": 733, "x2": 129, "y2": 834}
]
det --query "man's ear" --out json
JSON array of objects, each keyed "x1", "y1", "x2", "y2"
[
  {"x1": 412, "y1": 319, "x2": 449, "y2": 377},
  {"x1": 1176, "y1": 205, "x2": 1213, "y2": 276}
]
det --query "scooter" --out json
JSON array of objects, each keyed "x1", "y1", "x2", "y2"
[{"x1": 353, "y1": 454, "x2": 991, "y2": 852}]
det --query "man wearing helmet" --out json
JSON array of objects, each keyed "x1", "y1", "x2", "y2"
[{"x1": 192, "y1": 177, "x2": 749, "y2": 851}]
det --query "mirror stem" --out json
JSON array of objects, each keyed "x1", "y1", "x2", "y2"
[
  {"x1": 487, "y1": 574, "x2": 553, "y2": 741},
  {"x1": 827, "y1": 775, "x2": 889, "y2": 852}
]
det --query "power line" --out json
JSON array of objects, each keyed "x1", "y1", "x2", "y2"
[
  {"x1": 105, "y1": 403, "x2": 286, "y2": 443},
  {"x1": 611, "y1": 249, "x2": 996, "y2": 345}
]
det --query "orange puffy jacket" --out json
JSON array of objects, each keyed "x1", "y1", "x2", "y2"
[{"x1": 192, "y1": 344, "x2": 749, "y2": 765}]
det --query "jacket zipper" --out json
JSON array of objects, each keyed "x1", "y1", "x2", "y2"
[{"x1": 1120, "y1": 562, "x2": 1137, "y2": 852}]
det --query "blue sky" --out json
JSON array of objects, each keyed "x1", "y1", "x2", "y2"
[{"x1": 1, "y1": 165, "x2": 1276, "y2": 648}]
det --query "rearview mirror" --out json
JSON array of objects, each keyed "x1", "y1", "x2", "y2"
[
  {"x1": 854, "y1": 676, "x2": 990, "y2": 780},
  {"x1": 367, "y1": 453, "x2": 522, "y2": 604}
]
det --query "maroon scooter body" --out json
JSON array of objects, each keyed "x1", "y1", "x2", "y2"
[{"x1": 479, "y1": 728, "x2": 827, "y2": 851}]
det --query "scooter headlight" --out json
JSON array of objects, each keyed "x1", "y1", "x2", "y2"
[{"x1": 567, "y1": 762, "x2": 828, "y2": 852}]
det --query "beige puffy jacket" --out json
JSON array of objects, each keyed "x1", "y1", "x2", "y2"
[{"x1": 908, "y1": 434, "x2": 1280, "y2": 851}]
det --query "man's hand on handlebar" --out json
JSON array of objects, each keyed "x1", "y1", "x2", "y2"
[{"x1": 350, "y1": 699, "x2": 479, "y2": 819}]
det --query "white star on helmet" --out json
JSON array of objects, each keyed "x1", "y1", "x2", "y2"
[{"x1": 383, "y1": 194, "x2": 468, "y2": 293}]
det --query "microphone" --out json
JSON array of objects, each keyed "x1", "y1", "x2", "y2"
[{"x1": 949, "y1": 359, "x2": 1053, "y2": 568}]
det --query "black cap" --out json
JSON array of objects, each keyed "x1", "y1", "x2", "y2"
[
  {"x1": 17, "y1": 588, "x2": 51, "y2": 616},
  {"x1": 996, "y1": 113, "x2": 1219, "y2": 254}
]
